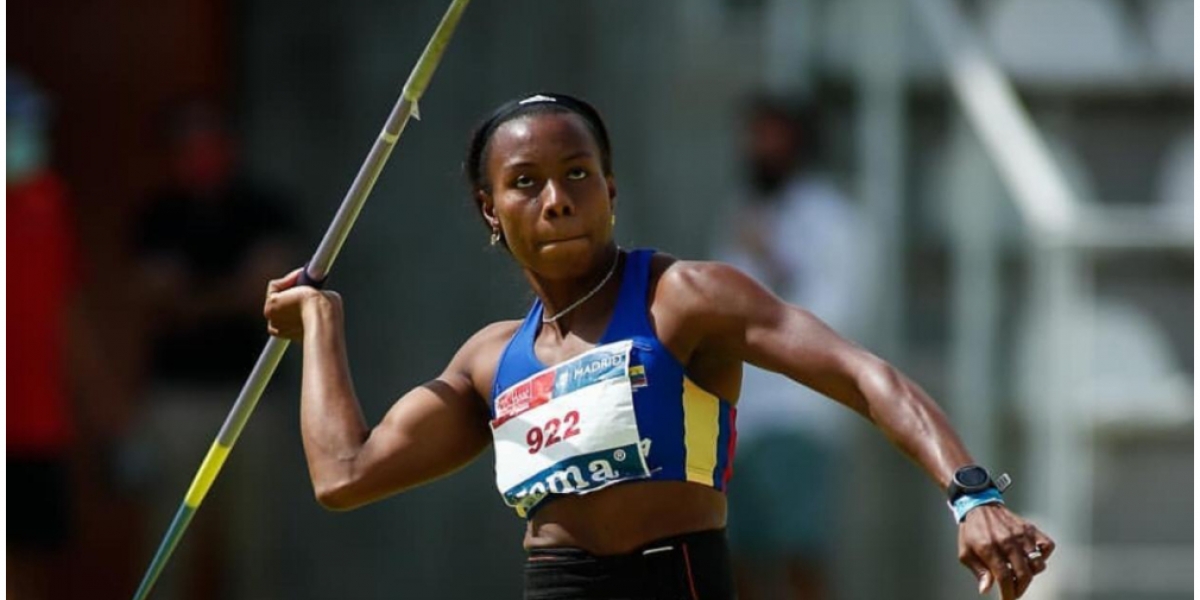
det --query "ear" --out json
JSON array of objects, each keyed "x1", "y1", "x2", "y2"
[
  {"x1": 605, "y1": 175, "x2": 618, "y2": 211},
  {"x1": 477, "y1": 189, "x2": 500, "y2": 229}
]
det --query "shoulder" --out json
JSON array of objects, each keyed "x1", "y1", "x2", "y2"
[
  {"x1": 464, "y1": 319, "x2": 523, "y2": 351},
  {"x1": 645, "y1": 253, "x2": 785, "y2": 359},
  {"x1": 446, "y1": 319, "x2": 523, "y2": 400},
  {"x1": 649, "y1": 254, "x2": 773, "y2": 316},
  {"x1": 454, "y1": 319, "x2": 523, "y2": 366}
]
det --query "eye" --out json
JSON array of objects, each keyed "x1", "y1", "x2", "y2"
[
  {"x1": 566, "y1": 167, "x2": 588, "y2": 181},
  {"x1": 513, "y1": 174, "x2": 536, "y2": 189}
]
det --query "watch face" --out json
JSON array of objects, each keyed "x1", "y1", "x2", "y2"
[{"x1": 957, "y1": 466, "x2": 990, "y2": 488}]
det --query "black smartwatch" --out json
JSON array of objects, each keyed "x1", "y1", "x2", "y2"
[{"x1": 946, "y1": 465, "x2": 1007, "y2": 502}]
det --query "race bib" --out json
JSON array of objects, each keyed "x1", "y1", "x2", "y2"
[{"x1": 491, "y1": 340, "x2": 651, "y2": 517}]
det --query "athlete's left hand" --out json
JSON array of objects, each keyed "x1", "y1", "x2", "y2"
[{"x1": 957, "y1": 504, "x2": 1055, "y2": 599}]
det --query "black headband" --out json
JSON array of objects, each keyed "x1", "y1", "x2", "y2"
[
  {"x1": 476, "y1": 93, "x2": 606, "y2": 154},
  {"x1": 465, "y1": 92, "x2": 614, "y2": 196}
]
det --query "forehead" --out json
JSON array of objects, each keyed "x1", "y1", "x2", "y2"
[{"x1": 487, "y1": 112, "x2": 599, "y2": 168}]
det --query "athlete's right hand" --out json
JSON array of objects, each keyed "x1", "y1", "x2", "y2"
[{"x1": 263, "y1": 268, "x2": 342, "y2": 341}]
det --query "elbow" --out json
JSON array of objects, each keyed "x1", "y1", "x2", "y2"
[
  {"x1": 858, "y1": 361, "x2": 940, "y2": 435},
  {"x1": 313, "y1": 476, "x2": 364, "y2": 512},
  {"x1": 861, "y1": 359, "x2": 903, "y2": 392},
  {"x1": 308, "y1": 447, "x2": 370, "y2": 511},
  {"x1": 856, "y1": 360, "x2": 909, "y2": 420},
  {"x1": 314, "y1": 467, "x2": 406, "y2": 512}
]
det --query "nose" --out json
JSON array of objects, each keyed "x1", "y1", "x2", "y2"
[{"x1": 540, "y1": 178, "x2": 575, "y2": 219}]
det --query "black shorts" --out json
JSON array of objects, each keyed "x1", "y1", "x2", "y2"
[
  {"x1": 524, "y1": 528, "x2": 735, "y2": 600},
  {"x1": 7, "y1": 457, "x2": 72, "y2": 551}
]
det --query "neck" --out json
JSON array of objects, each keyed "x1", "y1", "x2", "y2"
[{"x1": 525, "y1": 245, "x2": 621, "y2": 335}]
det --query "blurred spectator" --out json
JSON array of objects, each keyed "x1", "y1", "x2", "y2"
[
  {"x1": 130, "y1": 98, "x2": 297, "y2": 600},
  {"x1": 716, "y1": 96, "x2": 876, "y2": 600},
  {"x1": 7, "y1": 69, "x2": 79, "y2": 600}
]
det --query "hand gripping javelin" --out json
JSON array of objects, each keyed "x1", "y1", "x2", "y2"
[{"x1": 131, "y1": 1, "x2": 471, "y2": 597}]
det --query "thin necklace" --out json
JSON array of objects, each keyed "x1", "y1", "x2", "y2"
[{"x1": 542, "y1": 250, "x2": 621, "y2": 324}]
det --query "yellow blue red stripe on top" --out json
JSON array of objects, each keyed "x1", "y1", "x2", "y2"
[{"x1": 490, "y1": 249, "x2": 737, "y2": 517}]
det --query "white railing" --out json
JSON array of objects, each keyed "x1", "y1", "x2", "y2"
[{"x1": 908, "y1": 0, "x2": 1193, "y2": 598}]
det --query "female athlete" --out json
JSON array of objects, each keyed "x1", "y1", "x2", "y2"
[{"x1": 264, "y1": 92, "x2": 1054, "y2": 599}]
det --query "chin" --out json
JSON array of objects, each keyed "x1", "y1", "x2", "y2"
[{"x1": 531, "y1": 238, "x2": 602, "y2": 278}]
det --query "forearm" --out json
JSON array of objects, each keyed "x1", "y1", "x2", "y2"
[
  {"x1": 865, "y1": 367, "x2": 1057, "y2": 598},
  {"x1": 299, "y1": 298, "x2": 370, "y2": 497},
  {"x1": 858, "y1": 361, "x2": 973, "y2": 488}
]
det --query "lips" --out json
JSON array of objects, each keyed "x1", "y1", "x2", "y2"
[{"x1": 538, "y1": 234, "x2": 588, "y2": 247}]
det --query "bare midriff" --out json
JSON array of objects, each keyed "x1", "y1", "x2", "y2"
[{"x1": 523, "y1": 480, "x2": 726, "y2": 555}]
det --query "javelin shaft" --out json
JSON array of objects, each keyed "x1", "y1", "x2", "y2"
[
  {"x1": 307, "y1": 0, "x2": 470, "y2": 281},
  {"x1": 132, "y1": 338, "x2": 288, "y2": 600},
  {"x1": 132, "y1": 2, "x2": 470, "y2": 598}
]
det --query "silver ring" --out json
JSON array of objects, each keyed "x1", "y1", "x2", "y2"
[{"x1": 1027, "y1": 550, "x2": 1044, "y2": 561}]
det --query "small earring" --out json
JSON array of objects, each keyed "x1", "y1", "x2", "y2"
[
  {"x1": 611, "y1": 215, "x2": 617, "y2": 226},
  {"x1": 490, "y1": 228, "x2": 501, "y2": 246}
]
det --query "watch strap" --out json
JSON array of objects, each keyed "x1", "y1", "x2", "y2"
[{"x1": 948, "y1": 488, "x2": 1005, "y2": 523}]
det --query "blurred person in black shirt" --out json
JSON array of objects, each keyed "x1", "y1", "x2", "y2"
[
  {"x1": 137, "y1": 99, "x2": 295, "y2": 384},
  {"x1": 132, "y1": 98, "x2": 296, "y2": 600}
]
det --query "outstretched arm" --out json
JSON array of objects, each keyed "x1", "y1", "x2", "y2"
[
  {"x1": 265, "y1": 269, "x2": 494, "y2": 511},
  {"x1": 664, "y1": 260, "x2": 1055, "y2": 600}
]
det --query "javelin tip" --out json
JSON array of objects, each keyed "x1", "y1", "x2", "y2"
[{"x1": 402, "y1": 0, "x2": 471, "y2": 103}]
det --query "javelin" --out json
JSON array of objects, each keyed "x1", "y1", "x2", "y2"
[{"x1": 131, "y1": 1, "x2": 471, "y2": 597}]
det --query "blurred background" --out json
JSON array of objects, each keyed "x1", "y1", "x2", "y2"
[{"x1": 7, "y1": 0, "x2": 1193, "y2": 598}]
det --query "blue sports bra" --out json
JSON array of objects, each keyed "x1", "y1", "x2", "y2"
[{"x1": 489, "y1": 249, "x2": 737, "y2": 518}]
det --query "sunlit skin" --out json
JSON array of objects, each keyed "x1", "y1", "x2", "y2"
[
  {"x1": 476, "y1": 113, "x2": 731, "y2": 551},
  {"x1": 264, "y1": 111, "x2": 1055, "y2": 599},
  {"x1": 479, "y1": 114, "x2": 617, "y2": 285}
]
